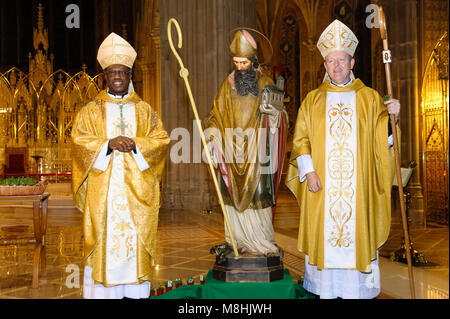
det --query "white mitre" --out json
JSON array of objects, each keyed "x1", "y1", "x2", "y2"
[
  {"x1": 97, "y1": 32, "x2": 137, "y2": 70},
  {"x1": 317, "y1": 19, "x2": 359, "y2": 59}
]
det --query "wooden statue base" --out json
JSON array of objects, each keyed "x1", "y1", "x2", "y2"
[{"x1": 212, "y1": 251, "x2": 284, "y2": 283}]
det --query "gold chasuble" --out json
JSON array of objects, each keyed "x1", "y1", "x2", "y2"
[
  {"x1": 286, "y1": 79, "x2": 397, "y2": 272},
  {"x1": 71, "y1": 90, "x2": 169, "y2": 286},
  {"x1": 205, "y1": 73, "x2": 288, "y2": 212},
  {"x1": 204, "y1": 71, "x2": 288, "y2": 255}
]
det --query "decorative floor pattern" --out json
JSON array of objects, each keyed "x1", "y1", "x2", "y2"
[
  {"x1": 0, "y1": 186, "x2": 448, "y2": 299},
  {"x1": 0, "y1": 206, "x2": 304, "y2": 299}
]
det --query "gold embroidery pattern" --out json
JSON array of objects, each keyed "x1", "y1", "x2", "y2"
[
  {"x1": 110, "y1": 218, "x2": 135, "y2": 259},
  {"x1": 106, "y1": 104, "x2": 138, "y2": 266},
  {"x1": 108, "y1": 152, "x2": 137, "y2": 262},
  {"x1": 327, "y1": 103, "x2": 354, "y2": 248}
]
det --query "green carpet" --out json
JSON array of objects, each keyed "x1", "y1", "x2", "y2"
[{"x1": 150, "y1": 268, "x2": 314, "y2": 299}]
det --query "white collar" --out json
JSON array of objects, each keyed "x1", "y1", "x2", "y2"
[
  {"x1": 107, "y1": 90, "x2": 130, "y2": 99},
  {"x1": 330, "y1": 78, "x2": 353, "y2": 87}
]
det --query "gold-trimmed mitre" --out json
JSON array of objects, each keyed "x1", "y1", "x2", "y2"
[
  {"x1": 97, "y1": 32, "x2": 137, "y2": 70},
  {"x1": 317, "y1": 19, "x2": 358, "y2": 58},
  {"x1": 230, "y1": 30, "x2": 257, "y2": 58}
]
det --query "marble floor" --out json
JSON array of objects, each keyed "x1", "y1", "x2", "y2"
[{"x1": 0, "y1": 184, "x2": 448, "y2": 299}]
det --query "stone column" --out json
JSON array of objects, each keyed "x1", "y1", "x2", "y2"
[
  {"x1": 150, "y1": 31, "x2": 162, "y2": 116},
  {"x1": 160, "y1": 0, "x2": 257, "y2": 211},
  {"x1": 133, "y1": 1, "x2": 160, "y2": 115},
  {"x1": 379, "y1": 0, "x2": 424, "y2": 223},
  {"x1": 135, "y1": 62, "x2": 156, "y2": 107},
  {"x1": 0, "y1": 114, "x2": 8, "y2": 176}
]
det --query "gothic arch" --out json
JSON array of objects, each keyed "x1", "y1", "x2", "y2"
[
  {"x1": 267, "y1": 1, "x2": 304, "y2": 148},
  {"x1": 421, "y1": 32, "x2": 449, "y2": 225}
]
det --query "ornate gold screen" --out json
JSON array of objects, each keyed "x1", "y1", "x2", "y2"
[
  {"x1": 422, "y1": 32, "x2": 449, "y2": 225},
  {"x1": 0, "y1": 68, "x2": 105, "y2": 178},
  {"x1": 0, "y1": 3, "x2": 106, "y2": 180}
]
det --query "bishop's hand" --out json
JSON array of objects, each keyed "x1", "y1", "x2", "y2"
[
  {"x1": 384, "y1": 98, "x2": 400, "y2": 123},
  {"x1": 306, "y1": 172, "x2": 322, "y2": 193},
  {"x1": 109, "y1": 136, "x2": 136, "y2": 153}
]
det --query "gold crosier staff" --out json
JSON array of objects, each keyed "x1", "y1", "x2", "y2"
[
  {"x1": 378, "y1": 6, "x2": 416, "y2": 299},
  {"x1": 167, "y1": 18, "x2": 240, "y2": 258}
]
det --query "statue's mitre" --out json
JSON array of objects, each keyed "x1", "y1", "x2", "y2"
[
  {"x1": 316, "y1": 19, "x2": 359, "y2": 58},
  {"x1": 230, "y1": 30, "x2": 257, "y2": 58},
  {"x1": 97, "y1": 32, "x2": 137, "y2": 70}
]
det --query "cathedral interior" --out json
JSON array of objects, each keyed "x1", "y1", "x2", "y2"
[{"x1": 0, "y1": 0, "x2": 448, "y2": 299}]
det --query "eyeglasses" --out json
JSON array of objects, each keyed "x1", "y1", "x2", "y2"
[{"x1": 104, "y1": 70, "x2": 131, "y2": 77}]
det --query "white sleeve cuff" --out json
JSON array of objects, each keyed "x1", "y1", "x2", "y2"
[
  {"x1": 388, "y1": 123, "x2": 398, "y2": 148},
  {"x1": 132, "y1": 145, "x2": 150, "y2": 172},
  {"x1": 92, "y1": 141, "x2": 111, "y2": 172},
  {"x1": 296, "y1": 154, "x2": 315, "y2": 183}
]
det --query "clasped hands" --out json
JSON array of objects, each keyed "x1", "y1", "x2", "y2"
[{"x1": 109, "y1": 136, "x2": 136, "y2": 153}]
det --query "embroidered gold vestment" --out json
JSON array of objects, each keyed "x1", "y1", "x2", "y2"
[
  {"x1": 205, "y1": 74, "x2": 288, "y2": 213},
  {"x1": 286, "y1": 79, "x2": 397, "y2": 272},
  {"x1": 71, "y1": 90, "x2": 170, "y2": 286}
]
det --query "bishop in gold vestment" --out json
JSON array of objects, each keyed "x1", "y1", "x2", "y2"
[
  {"x1": 71, "y1": 33, "x2": 169, "y2": 298},
  {"x1": 286, "y1": 20, "x2": 400, "y2": 299}
]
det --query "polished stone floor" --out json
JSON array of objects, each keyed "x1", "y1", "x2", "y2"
[{"x1": 0, "y1": 184, "x2": 448, "y2": 299}]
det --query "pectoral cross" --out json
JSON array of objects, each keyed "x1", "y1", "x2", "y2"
[
  {"x1": 117, "y1": 118, "x2": 127, "y2": 136},
  {"x1": 116, "y1": 104, "x2": 127, "y2": 136}
]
